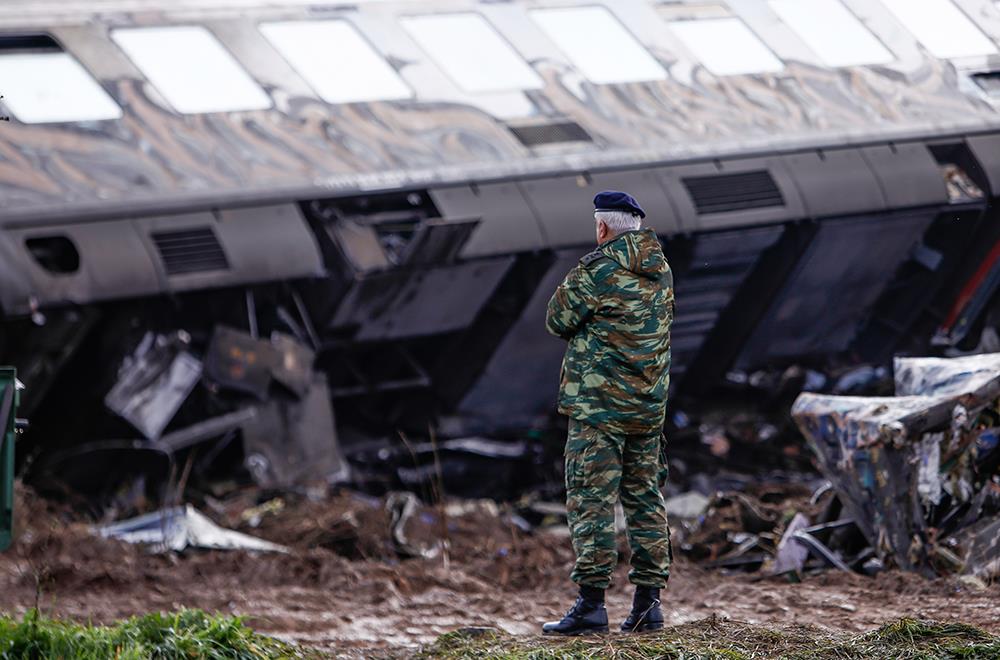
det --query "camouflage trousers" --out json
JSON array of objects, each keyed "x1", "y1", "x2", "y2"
[{"x1": 564, "y1": 418, "x2": 672, "y2": 589}]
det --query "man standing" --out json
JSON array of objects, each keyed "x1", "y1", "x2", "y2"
[{"x1": 542, "y1": 191, "x2": 674, "y2": 635}]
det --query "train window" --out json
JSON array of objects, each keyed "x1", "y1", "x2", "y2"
[
  {"x1": 400, "y1": 13, "x2": 543, "y2": 93},
  {"x1": 0, "y1": 35, "x2": 121, "y2": 123},
  {"x1": 259, "y1": 20, "x2": 411, "y2": 104},
  {"x1": 878, "y1": 0, "x2": 996, "y2": 59},
  {"x1": 668, "y1": 18, "x2": 783, "y2": 76},
  {"x1": 111, "y1": 26, "x2": 271, "y2": 114},
  {"x1": 770, "y1": 0, "x2": 894, "y2": 67},
  {"x1": 529, "y1": 6, "x2": 667, "y2": 84}
]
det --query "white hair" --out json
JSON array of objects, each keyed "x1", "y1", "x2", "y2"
[{"x1": 595, "y1": 210, "x2": 641, "y2": 234}]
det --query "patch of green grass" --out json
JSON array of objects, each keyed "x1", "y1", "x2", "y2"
[
  {"x1": 0, "y1": 608, "x2": 313, "y2": 659},
  {"x1": 420, "y1": 617, "x2": 1000, "y2": 660}
]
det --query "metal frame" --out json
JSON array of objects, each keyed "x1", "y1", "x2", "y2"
[{"x1": 0, "y1": 367, "x2": 17, "y2": 552}]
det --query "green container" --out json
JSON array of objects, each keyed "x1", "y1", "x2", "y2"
[{"x1": 0, "y1": 367, "x2": 18, "y2": 552}]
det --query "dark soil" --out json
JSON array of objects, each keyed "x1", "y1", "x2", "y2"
[{"x1": 1, "y1": 484, "x2": 998, "y2": 657}]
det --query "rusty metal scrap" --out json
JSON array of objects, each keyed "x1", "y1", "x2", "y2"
[{"x1": 792, "y1": 353, "x2": 1000, "y2": 576}]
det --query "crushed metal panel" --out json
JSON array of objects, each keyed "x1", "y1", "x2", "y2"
[
  {"x1": 270, "y1": 332, "x2": 315, "y2": 398},
  {"x1": 98, "y1": 504, "x2": 289, "y2": 554},
  {"x1": 204, "y1": 326, "x2": 274, "y2": 400},
  {"x1": 157, "y1": 407, "x2": 258, "y2": 453},
  {"x1": 329, "y1": 257, "x2": 515, "y2": 342},
  {"x1": 894, "y1": 353, "x2": 1000, "y2": 397},
  {"x1": 104, "y1": 332, "x2": 203, "y2": 441},
  {"x1": 736, "y1": 212, "x2": 935, "y2": 369},
  {"x1": 792, "y1": 393, "x2": 943, "y2": 570},
  {"x1": 669, "y1": 226, "x2": 783, "y2": 378},
  {"x1": 241, "y1": 375, "x2": 348, "y2": 489},
  {"x1": 769, "y1": 512, "x2": 810, "y2": 575},
  {"x1": 399, "y1": 218, "x2": 479, "y2": 267},
  {"x1": 958, "y1": 516, "x2": 1000, "y2": 579},
  {"x1": 328, "y1": 218, "x2": 391, "y2": 272},
  {"x1": 204, "y1": 326, "x2": 315, "y2": 399},
  {"x1": 792, "y1": 353, "x2": 1000, "y2": 572},
  {"x1": 458, "y1": 250, "x2": 578, "y2": 429}
]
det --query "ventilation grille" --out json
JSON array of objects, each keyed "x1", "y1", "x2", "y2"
[
  {"x1": 151, "y1": 227, "x2": 229, "y2": 275},
  {"x1": 508, "y1": 121, "x2": 592, "y2": 147},
  {"x1": 682, "y1": 170, "x2": 784, "y2": 214}
]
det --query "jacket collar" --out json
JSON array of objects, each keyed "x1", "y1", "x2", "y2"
[{"x1": 597, "y1": 229, "x2": 643, "y2": 251}]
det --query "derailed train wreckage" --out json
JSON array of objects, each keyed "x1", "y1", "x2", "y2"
[
  {"x1": 793, "y1": 353, "x2": 1000, "y2": 579},
  {"x1": 2, "y1": 0, "x2": 1000, "y2": 512}
]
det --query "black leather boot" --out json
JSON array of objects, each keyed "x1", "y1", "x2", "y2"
[
  {"x1": 620, "y1": 586, "x2": 664, "y2": 632},
  {"x1": 542, "y1": 585, "x2": 609, "y2": 635}
]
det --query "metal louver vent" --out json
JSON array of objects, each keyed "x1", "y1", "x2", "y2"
[
  {"x1": 682, "y1": 170, "x2": 785, "y2": 214},
  {"x1": 151, "y1": 227, "x2": 229, "y2": 275},
  {"x1": 508, "y1": 121, "x2": 592, "y2": 147}
]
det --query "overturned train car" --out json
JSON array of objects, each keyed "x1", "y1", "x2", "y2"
[{"x1": 3, "y1": 0, "x2": 1000, "y2": 492}]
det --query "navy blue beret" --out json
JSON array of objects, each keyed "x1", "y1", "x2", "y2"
[{"x1": 594, "y1": 191, "x2": 645, "y2": 219}]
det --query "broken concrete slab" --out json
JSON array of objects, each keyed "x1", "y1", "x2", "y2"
[
  {"x1": 104, "y1": 332, "x2": 202, "y2": 441},
  {"x1": 242, "y1": 374, "x2": 349, "y2": 489}
]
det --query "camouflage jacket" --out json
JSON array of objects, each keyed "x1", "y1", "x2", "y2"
[{"x1": 545, "y1": 229, "x2": 674, "y2": 435}]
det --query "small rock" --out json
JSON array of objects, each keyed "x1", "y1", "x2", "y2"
[
  {"x1": 666, "y1": 492, "x2": 711, "y2": 519},
  {"x1": 958, "y1": 575, "x2": 988, "y2": 591}
]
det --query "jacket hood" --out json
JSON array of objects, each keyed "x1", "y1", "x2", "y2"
[{"x1": 599, "y1": 229, "x2": 668, "y2": 279}]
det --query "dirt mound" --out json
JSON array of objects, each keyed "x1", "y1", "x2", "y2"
[
  {"x1": 4, "y1": 483, "x2": 573, "y2": 597},
  {"x1": 218, "y1": 490, "x2": 574, "y2": 591},
  {"x1": 2, "y1": 483, "x2": 998, "y2": 655}
]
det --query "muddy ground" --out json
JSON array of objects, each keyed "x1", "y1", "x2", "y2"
[{"x1": 1, "y1": 486, "x2": 998, "y2": 658}]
